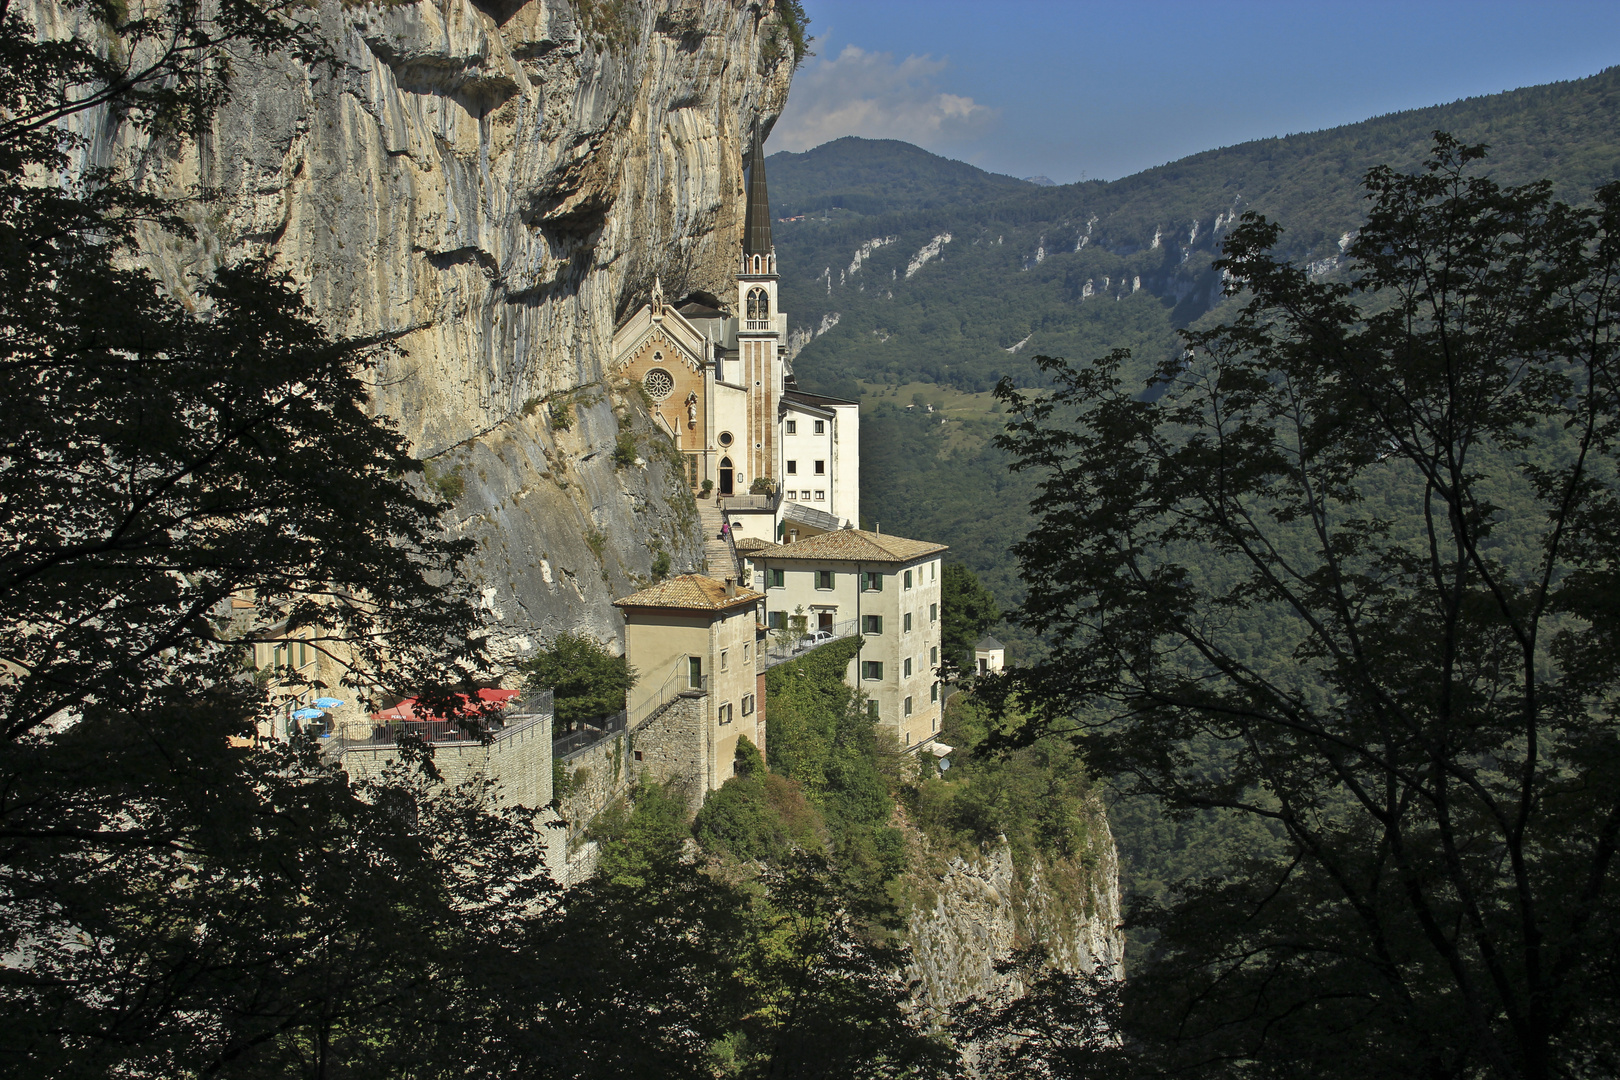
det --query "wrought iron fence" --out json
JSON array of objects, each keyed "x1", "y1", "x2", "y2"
[{"x1": 629, "y1": 662, "x2": 710, "y2": 733}]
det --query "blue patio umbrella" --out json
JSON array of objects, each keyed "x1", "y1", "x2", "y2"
[
  {"x1": 313, "y1": 698, "x2": 345, "y2": 709},
  {"x1": 291, "y1": 708, "x2": 324, "y2": 721}
]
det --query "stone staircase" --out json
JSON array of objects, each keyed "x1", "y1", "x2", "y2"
[{"x1": 697, "y1": 500, "x2": 741, "y2": 580}]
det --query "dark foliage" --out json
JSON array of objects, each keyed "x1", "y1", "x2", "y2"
[
  {"x1": 0, "y1": 5, "x2": 541, "y2": 1073},
  {"x1": 947, "y1": 947, "x2": 1121, "y2": 1080},
  {"x1": 575, "y1": 782, "x2": 948, "y2": 1080},
  {"x1": 520, "y1": 631, "x2": 638, "y2": 728},
  {"x1": 994, "y1": 136, "x2": 1620, "y2": 1079},
  {"x1": 939, "y1": 563, "x2": 1001, "y2": 673}
]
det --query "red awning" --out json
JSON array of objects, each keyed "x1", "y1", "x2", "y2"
[{"x1": 369, "y1": 688, "x2": 519, "y2": 723}]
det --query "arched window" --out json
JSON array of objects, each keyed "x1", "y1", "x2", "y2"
[{"x1": 747, "y1": 287, "x2": 769, "y2": 321}]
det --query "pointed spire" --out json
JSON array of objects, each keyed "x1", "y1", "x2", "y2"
[{"x1": 742, "y1": 120, "x2": 773, "y2": 260}]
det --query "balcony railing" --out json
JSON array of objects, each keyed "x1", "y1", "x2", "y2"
[
  {"x1": 554, "y1": 709, "x2": 627, "y2": 761},
  {"x1": 744, "y1": 318, "x2": 772, "y2": 331},
  {"x1": 760, "y1": 617, "x2": 860, "y2": 670},
  {"x1": 339, "y1": 689, "x2": 553, "y2": 750}
]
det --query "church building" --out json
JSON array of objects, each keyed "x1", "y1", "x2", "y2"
[{"x1": 610, "y1": 125, "x2": 859, "y2": 544}]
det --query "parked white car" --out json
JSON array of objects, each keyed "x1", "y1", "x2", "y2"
[{"x1": 796, "y1": 629, "x2": 836, "y2": 651}]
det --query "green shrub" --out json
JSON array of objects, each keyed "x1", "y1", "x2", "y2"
[
  {"x1": 589, "y1": 781, "x2": 689, "y2": 889},
  {"x1": 520, "y1": 631, "x2": 636, "y2": 727},
  {"x1": 613, "y1": 431, "x2": 638, "y2": 469},
  {"x1": 422, "y1": 458, "x2": 465, "y2": 502},
  {"x1": 764, "y1": 638, "x2": 907, "y2": 906},
  {"x1": 909, "y1": 693, "x2": 1095, "y2": 872}
]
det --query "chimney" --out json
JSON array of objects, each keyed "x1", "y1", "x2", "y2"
[
  {"x1": 875, "y1": 522, "x2": 881, "y2": 534},
  {"x1": 724, "y1": 577, "x2": 737, "y2": 597},
  {"x1": 788, "y1": 528, "x2": 799, "y2": 544}
]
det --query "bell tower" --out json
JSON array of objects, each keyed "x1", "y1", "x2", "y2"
[{"x1": 737, "y1": 120, "x2": 781, "y2": 488}]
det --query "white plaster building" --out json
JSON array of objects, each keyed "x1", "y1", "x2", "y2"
[
  {"x1": 750, "y1": 529, "x2": 947, "y2": 749},
  {"x1": 974, "y1": 636, "x2": 1005, "y2": 676},
  {"x1": 610, "y1": 124, "x2": 859, "y2": 545}
]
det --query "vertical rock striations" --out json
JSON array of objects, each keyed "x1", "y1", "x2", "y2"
[
  {"x1": 39, "y1": 0, "x2": 797, "y2": 657},
  {"x1": 903, "y1": 798, "x2": 1124, "y2": 1023}
]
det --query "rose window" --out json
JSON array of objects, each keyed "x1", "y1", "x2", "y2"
[{"x1": 644, "y1": 368, "x2": 675, "y2": 401}]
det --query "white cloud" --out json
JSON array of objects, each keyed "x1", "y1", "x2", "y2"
[{"x1": 772, "y1": 45, "x2": 999, "y2": 153}]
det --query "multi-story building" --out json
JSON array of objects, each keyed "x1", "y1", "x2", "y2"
[
  {"x1": 614, "y1": 574, "x2": 764, "y2": 792},
  {"x1": 610, "y1": 123, "x2": 859, "y2": 543},
  {"x1": 749, "y1": 529, "x2": 947, "y2": 749}
]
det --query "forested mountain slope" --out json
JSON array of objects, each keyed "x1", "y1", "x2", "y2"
[
  {"x1": 775, "y1": 65, "x2": 1620, "y2": 399},
  {"x1": 767, "y1": 137, "x2": 1035, "y2": 219},
  {"x1": 773, "y1": 61, "x2": 1620, "y2": 679}
]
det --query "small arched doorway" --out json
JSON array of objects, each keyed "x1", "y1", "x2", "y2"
[{"x1": 719, "y1": 457, "x2": 734, "y2": 496}]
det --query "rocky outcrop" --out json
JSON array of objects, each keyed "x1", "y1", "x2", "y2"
[
  {"x1": 903, "y1": 802, "x2": 1124, "y2": 1023},
  {"x1": 40, "y1": 0, "x2": 797, "y2": 661}
]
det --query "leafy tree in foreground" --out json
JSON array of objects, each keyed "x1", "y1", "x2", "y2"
[
  {"x1": 994, "y1": 136, "x2": 1620, "y2": 1079},
  {"x1": 0, "y1": 3, "x2": 520, "y2": 1073},
  {"x1": 520, "y1": 631, "x2": 637, "y2": 729}
]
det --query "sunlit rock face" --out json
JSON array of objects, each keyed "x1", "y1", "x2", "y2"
[
  {"x1": 904, "y1": 800, "x2": 1125, "y2": 1023},
  {"x1": 42, "y1": 0, "x2": 794, "y2": 657}
]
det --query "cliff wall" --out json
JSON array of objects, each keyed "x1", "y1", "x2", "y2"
[
  {"x1": 38, "y1": 0, "x2": 795, "y2": 660},
  {"x1": 903, "y1": 799, "x2": 1124, "y2": 1023}
]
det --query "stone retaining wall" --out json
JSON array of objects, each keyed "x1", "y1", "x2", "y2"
[{"x1": 341, "y1": 715, "x2": 553, "y2": 810}]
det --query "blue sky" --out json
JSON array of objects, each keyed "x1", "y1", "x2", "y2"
[{"x1": 772, "y1": 1, "x2": 1620, "y2": 183}]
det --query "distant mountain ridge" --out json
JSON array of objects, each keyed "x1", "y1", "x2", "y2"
[
  {"x1": 766, "y1": 64, "x2": 1620, "y2": 650},
  {"x1": 765, "y1": 137, "x2": 1034, "y2": 219},
  {"x1": 774, "y1": 65, "x2": 1620, "y2": 398}
]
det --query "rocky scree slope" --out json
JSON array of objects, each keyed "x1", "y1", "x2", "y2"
[{"x1": 38, "y1": 0, "x2": 796, "y2": 660}]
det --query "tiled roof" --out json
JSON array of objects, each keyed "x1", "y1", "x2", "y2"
[
  {"x1": 753, "y1": 528, "x2": 947, "y2": 564},
  {"x1": 614, "y1": 574, "x2": 762, "y2": 612},
  {"x1": 733, "y1": 537, "x2": 772, "y2": 553}
]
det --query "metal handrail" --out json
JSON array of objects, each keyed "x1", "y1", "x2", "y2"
[
  {"x1": 340, "y1": 688, "x2": 554, "y2": 750},
  {"x1": 760, "y1": 617, "x2": 860, "y2": 669},
  {"x1": 629, "y1": 661, "x2": 710, "y2": 733},
  {"x1": 554, "y1": 709, "x2": 627, "y2": 760},
  {"x1": 720, "y1": 509, "x2": 742, "y2": 577}
]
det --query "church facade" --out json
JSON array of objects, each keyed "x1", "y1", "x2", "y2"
[{"x1": 610, "y1": 127, "x2": 859, "y2": 544}]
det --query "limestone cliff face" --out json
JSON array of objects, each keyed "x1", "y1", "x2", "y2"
[
  {"x1": 903, "y1": 800, "x2": 1124, "y2": 1022},
  {"x1": 41, "y1": 0, "x2": 794, "y2": 658}
]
